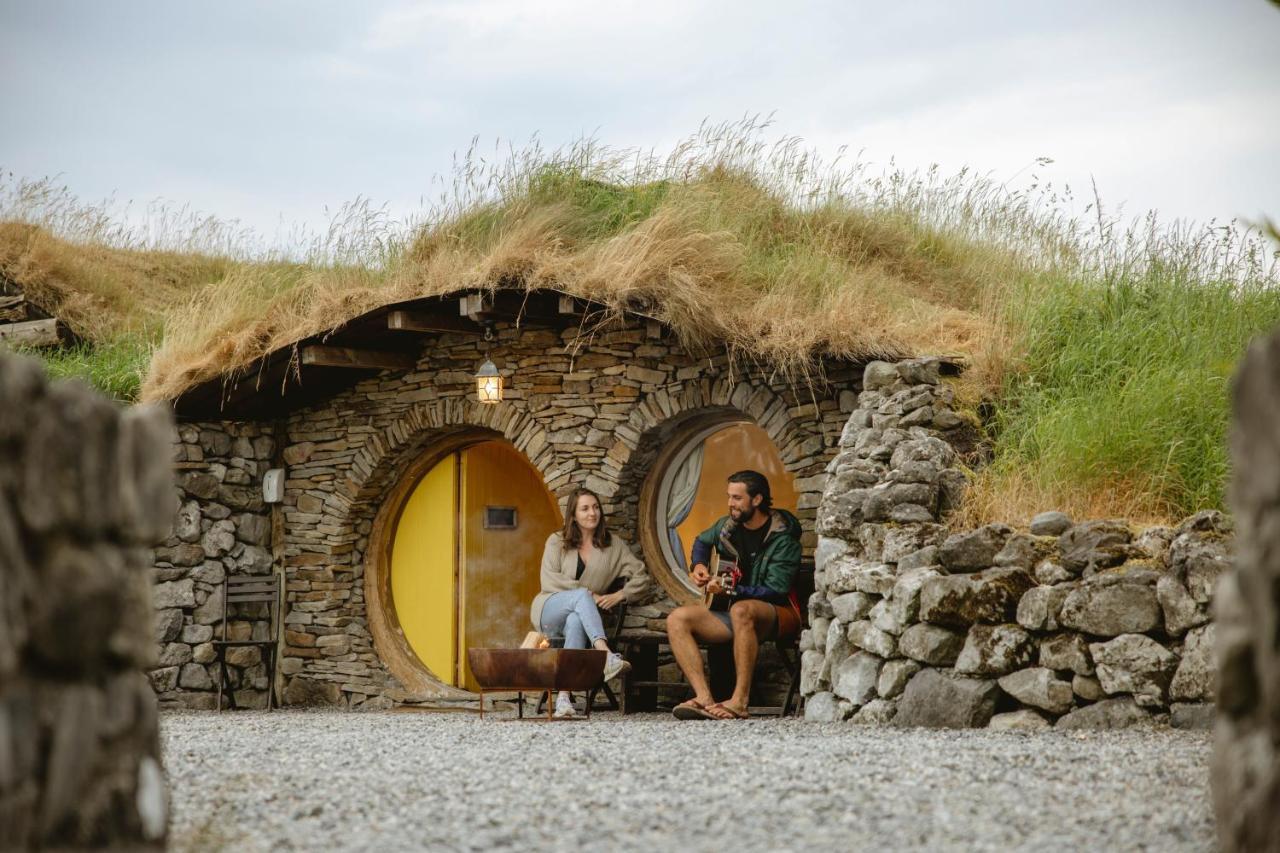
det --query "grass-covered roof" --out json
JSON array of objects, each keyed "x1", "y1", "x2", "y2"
[{"x1": 3, "y1": 121, "x2": 1278, "y2": 525}]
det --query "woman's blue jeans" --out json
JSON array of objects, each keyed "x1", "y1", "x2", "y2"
[{"x1": 539, "y1": 588, "x2": 607, "y2": 649}]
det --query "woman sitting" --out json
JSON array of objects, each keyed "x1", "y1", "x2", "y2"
[{"x1": 531, "y1": 487, "x2": 649, "y2": 718}]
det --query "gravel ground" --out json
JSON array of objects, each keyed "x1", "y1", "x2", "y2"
[{"x1": 161, "y1": 709, "x2": 1214, "y2": 852}]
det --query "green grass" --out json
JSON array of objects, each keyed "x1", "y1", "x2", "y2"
[
  {"x1": 3, "y1": 121, "x2": 1278, "y2": 523},
  {"x1": 14, "y1": 333, "x2": 154, "y2": 403},
  {"x1": 972, "y1": 221, "x2": 1280, "y2": 522}
]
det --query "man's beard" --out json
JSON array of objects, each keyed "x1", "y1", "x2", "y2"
[{"x1": 729, "y1": 506, "x2": 753, "y2": 522}]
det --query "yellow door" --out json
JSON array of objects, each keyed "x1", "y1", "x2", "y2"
[
  {"x1": 389, "y1": 440, "x2": 560, "y2": 690},
  {"x1": 459, "y1": 441, "x2": 561, "y2": 690},
  {"x1": 389, "y1": 452, "x2": 458, "y2": 685}
]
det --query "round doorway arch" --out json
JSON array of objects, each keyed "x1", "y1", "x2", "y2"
[
  {"x1": 365, "y1": 430, "x2": 561, "y2": 696},
  {"x1": 638, "y1": 413, "x2": 800, "y2": 606}
]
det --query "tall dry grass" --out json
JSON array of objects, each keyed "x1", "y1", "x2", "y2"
[{"x1": 3, "y1": 118, "x2": 1277, "y2": 524}]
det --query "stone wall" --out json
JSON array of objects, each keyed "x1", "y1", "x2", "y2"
[
  {"x1": 1213, "y1": 330, "x2": 1280, "y2": 850},
  {"x1": 156, "y1": 316, "x2": 860, "y2": 707},
  {"x1": 149, "y1": 421, "x2": 278, "y2": 710},
  {"x1": 803, "y1": 358, "x2": 1228, "y2": 729},
  {"x1": 1, "y1": 353, "x2": 172, "y2": 847}
]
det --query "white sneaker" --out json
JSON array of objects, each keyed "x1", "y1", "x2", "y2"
[
  {"x1": 603, "y1": 652, "x2": 631, "y2": 682},
  {"x1": 553, "y1": 693, "x2": 576, "y2": 718}
]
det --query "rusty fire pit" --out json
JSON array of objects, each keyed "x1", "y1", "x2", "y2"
[{"x1": 467, "y1": 648, "x2": 607, "y2": 720}]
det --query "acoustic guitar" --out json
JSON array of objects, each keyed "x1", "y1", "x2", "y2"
[{"x1": 702, "y1": 550, "x2": 742, "y2": 611}]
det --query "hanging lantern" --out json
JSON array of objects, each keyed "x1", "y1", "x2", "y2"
[{"x1": 475, "y1": 357, "x2": 504, "y2": 403}]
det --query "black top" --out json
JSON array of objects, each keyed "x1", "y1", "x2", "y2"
[
  {"x1": 575, "y1": 553, "x2": 586, "y2": 580},
  {"x1": 730, "y1": 516, "x2": 770, "y2": 575}
]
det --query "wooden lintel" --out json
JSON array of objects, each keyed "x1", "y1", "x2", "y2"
[
  {"x1": 299, "y1": 344, "x2": 416, "y2": 371},
  {"x1": 0, "y1": 318, "x2": 59, "y2": 348},
  {"x1": 387, "y1": 310, "x2": 476, "y2": 334}
]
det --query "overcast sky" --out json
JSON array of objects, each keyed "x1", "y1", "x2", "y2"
[{"x1": 1, "y1": 0, "x2": 1277, "y2": 245}]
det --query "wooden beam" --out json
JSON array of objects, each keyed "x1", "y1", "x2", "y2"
[
  {"x1": 387, "y1": 310, "x2": 476, "y2": 334},
  {"x1": 0, "y1": 296, "x2": 25, "y2": 323},
  {"x1": 0, "y1": 318, "x2": 59, "y2": 348},
  {"x1": 299, "y1": 344, "x2": 415, "y2": 371}
]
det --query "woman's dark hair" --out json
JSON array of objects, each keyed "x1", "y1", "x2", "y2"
[
  {"x1": 727, "y1": 469, "x2": 772, "y2": 511},
  {"x1": 561, "y1": 487, "x2": 612, "y2": 550}
]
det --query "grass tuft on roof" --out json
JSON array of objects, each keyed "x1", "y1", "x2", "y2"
[{"x1": 2, "y1": 118, "x2": 1278, "y2": 524}]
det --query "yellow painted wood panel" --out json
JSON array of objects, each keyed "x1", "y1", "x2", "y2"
[
  {"x1": 674, "y1": 422, "x2": 800, "y2": 563},
  {"x1": 389, "y1": 453, "x2": 458, "y2": 685},
  {"x1": 458, "y1": 441, "x2": 560, "y2": 690}
]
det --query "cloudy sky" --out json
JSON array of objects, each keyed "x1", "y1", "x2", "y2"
[{"x1": 1, "y1": 0, "x2": 1277, "y2": 243}]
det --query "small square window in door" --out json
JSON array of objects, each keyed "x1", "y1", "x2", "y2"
[{"x1": 483, "y1": 506, "x2": 518, "y2": 529}]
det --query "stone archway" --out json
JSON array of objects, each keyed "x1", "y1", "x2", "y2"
[
  {"x1": 333, "y1": 401, "x2": 565, "y2": 698},
  {"x1": 610, "y1": 380, "x2": 828, "y2": 604}
]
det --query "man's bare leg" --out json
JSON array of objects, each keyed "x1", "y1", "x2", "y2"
[
  {"x1": 722, "y1": 600, "x2": 777, "y2": 714},
  {"x1": 666, "y1": 605, "x2": 733, "y2": 705}
]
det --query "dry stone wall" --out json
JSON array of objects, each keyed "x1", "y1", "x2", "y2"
[
  {"x1": 1, "y1": 353, "x2": 172, "y2": 848},
  {"x1": 803, "y1": 358, "x2": 1229, "y2": 730},
  {"x1": 150, "y1": 422, "x2": 278, "y2": 710}
]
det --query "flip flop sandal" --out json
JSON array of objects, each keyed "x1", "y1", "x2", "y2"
[
  {"x1": 707, "y1": 702, "x2": 750, "y2": 720},
  {"x1": 672, "y1": 699, "x2": 716, "y2": 720}
]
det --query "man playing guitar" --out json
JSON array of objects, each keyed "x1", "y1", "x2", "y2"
[{"x1": 666, "y1": 470, "x2": 803, "y2": 720}]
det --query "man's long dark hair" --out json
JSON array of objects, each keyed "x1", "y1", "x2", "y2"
[
  {"x1": 728, "y1": 469, "x2": 772, "y2": 512},
  {"x1": 561, "y1": 487, "x2": 612, "y2": 550}
]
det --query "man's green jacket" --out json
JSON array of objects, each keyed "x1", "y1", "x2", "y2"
[{"x1": 690, "y1": 508, "x2": 802, "y2": 605}]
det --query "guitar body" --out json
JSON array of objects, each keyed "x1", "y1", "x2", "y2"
[{"x1": 702, "y1": 551, "x2": 741, "y2": 611}]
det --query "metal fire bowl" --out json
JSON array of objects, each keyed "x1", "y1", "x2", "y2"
[{"x1": 467, "y1": 648, "x2": 606, "y2": 692}]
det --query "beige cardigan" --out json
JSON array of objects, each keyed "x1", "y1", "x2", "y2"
[{"x1": 529, "y1": 532, "x2": 650, "y2": 629}]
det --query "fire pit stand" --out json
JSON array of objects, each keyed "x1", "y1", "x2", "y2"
[{"x1": 467, "y1": 648, "x2": 607, "y2": 720}]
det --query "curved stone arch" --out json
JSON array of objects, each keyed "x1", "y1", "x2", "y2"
[
  {"x1": 328, "y1": 399, "x2": 566, "y2": 699},
  {"x1": 609, "y1": 378, "x2": 828, "y2": 605},
  {"x1": 606, "y1": 377, "x2": 815, "y2": 484},
  {"x1": 341, "y1": 398, "x2": 561, "y2": 514}
]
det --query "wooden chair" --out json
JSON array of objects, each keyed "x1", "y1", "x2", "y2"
[
  {"x1": 213, "y1": 573, "x2": 282, "y2": 711},
  {"x1": 535, "y1": 579, "x2": 629, "y2": 715}
]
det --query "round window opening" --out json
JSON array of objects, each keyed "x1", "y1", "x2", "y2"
[{"x1": 648, "y1": 419, "x2": 799, "y2": 601}]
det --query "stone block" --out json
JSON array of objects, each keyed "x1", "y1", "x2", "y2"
[
  {"x1": 1089, "y1": 634, "x2": 1177, "y2": 708},
  {"x1": 1059, "y1": 580, "x2": 1161, "y2": 637},
  {"x1": 1170, "y1": 624, "x2": 1215, "y2": 702},
  {"x1": 997, "y1": 667, "x2": 1074, "y2": 714},
  {"x1": 955, "y1": 624, "x2": 1035, "y2": 677},
  {"x1": 919, "y1": 568, "x2": 1035, "y2": 628},
  {"x1": 876, "y1": 659, "x2": 921, "y2": 699},
  {"x1": 988, "y1": 709, "x2": 1052, "y2": 732},
  {"x1": 1058, "y1": 520, "x2": 1132, "y2": 572},
  {"x1": 832, "y1": 651, "x2": 882, "y2": 706},
  {"x1": 938, "y1": 524, "x2": 1014, "y2": 572},
  {"x1": 893, "y1": 669, "x2": 999, "y2": 729},
  {"x1": 898, "y1": 623, "x2": 964, "y2": 666},
  {"x1": 1029, "y1": 511, "x2": 1073, "y2": 537},
  {"x1": 1055, "y1": 697, "x2": 1151, "y2": 730},
  {"x1": 1038, "y1": 633, "x2": 1094, "y2": 676}
]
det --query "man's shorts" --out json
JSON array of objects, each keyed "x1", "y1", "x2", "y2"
[{"x1": 710, "y1": 601, "x2": 801, "y2": 640}]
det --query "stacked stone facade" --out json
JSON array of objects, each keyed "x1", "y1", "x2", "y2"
[
  {"x1": 1, "y1": 354, "x2": 171, "y2": 847},
  {"x1": 802, "y1": 358, "x2": 1228, "y2": 729},
  {"x1": 151, "y1": 422, "x2": 277, "y2": 709},
  {"x1": 154, "y1": 317, "x2": 860, "y2": 707}
]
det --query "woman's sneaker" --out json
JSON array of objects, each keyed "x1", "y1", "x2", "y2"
[
  {"x1": 603, "y1": 652, "x2": 631, "y2": 681},
  {"x1": 553, "y1": 693, "x2": 576, "y2": 718}
]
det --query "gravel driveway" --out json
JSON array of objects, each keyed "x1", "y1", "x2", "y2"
[{"x1": 161, "y1": 709, "x2": 1214, "y2": 852}]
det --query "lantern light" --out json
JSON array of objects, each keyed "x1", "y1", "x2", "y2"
[{"x1": 475, "y1": 357, "x2": 503, "y2": 403}]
